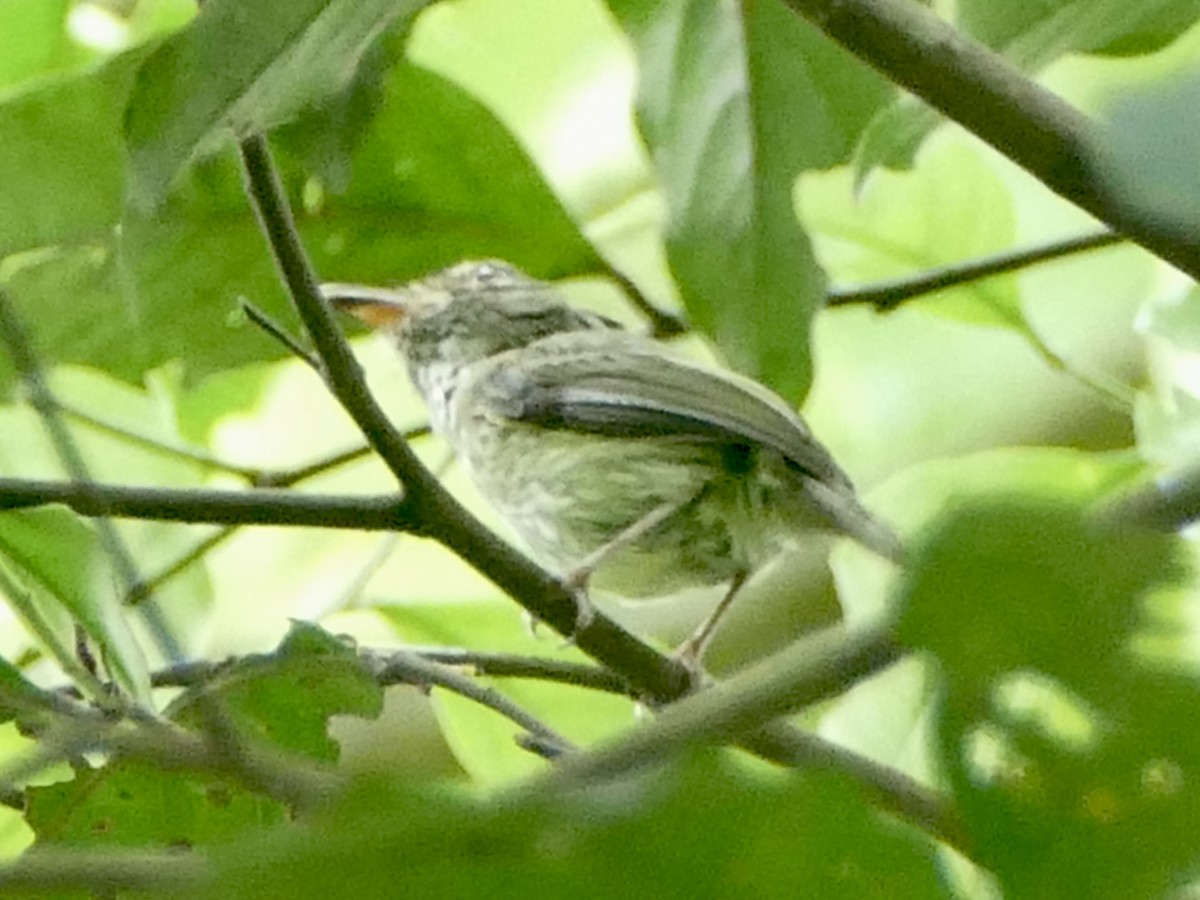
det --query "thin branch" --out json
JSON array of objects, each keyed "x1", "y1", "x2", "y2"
[
  {"x1": 150, "y1": 646, "x2": 631, "y2": 696},
  {"x1": 56, "y1": 400, "x2": 260, "y2": 479},
  {"x1": 416, "y1": 649, "x2": 634, "y2": 695},
  {"x1": 240, "y1": 297, "x2": 322, "y2": 371},
  {"x1": 826, "y1": 230, "x2": 1126, "y2": 311},
  {"x1": 598, "y1": 262, "x2": 688, "y2": 338},
  {"x1": 780, "y1": 0, "x2": 1200, "y2": 281},
  {"x1": 126, "y1": 528, "x2": 232, "y2": 606},
  {"x1": 148, "y1": 646, "x2": 574, "y2": 760},
  {"x1": 0, "y1": 478, "x2": 416, "y2": 530},
  {"x1": 252, "y1": 443, "x2": 377, "y2": 487},
  {"x1": 365, "y1": 649, "x2": 576, "y2": 758}
]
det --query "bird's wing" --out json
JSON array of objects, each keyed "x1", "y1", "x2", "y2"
[{"x1": 474, "y1": 333, "x2": 851, "y2": 489}]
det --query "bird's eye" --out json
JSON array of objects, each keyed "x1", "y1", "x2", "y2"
[{"x1": 475, "y1": 262, "x2": 499, "y2": 283}]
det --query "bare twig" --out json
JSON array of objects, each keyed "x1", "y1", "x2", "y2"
[
  {"x1": 0, "y1": 847, "x2": 206, "y2": 894},
  {"x1": 150, "y1": 646, "x2": 631, "y2": 696},
  {"x1": 416, "y1": 649, "x2": 634, "y2": 695},
  {"x1": 0, "y1": 477, "x2": 414, "y2": 530},
  {"x1": 365, "y1": 649, "x2": 576, "y2": 758},
  {"x1": 56, "y1": 399, "x2": 259, "y2": 479},
  {"x1": 598, "y1": 263, "x2": 687, "y2": 338},
  {"x1": 240, "y1": 297, "x2": 322, "y2": 371},
  {"x1": 826, "y1": 230, "x2": 1126, "y2": 311}
]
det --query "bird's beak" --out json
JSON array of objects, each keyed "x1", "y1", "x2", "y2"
[{"x1": 320, "y1": 283, "x2": 411, "y2": 329}]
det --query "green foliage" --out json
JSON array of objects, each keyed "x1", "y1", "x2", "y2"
[
  {"x1": 898, "y1": 498, "x2": 1196, "y2": 898},
  {"x1": 176, "y1": 753, "x2": 945, "y2": 900}
]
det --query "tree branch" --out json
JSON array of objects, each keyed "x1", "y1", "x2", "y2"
[
  {"x1": 0, "y1": 478, "x2": 415, "y2": 530},
  {"x1": 515, "y1": 618, "x2": 970, "y2": 857},
  {"x1": 826, "y1": 230, "x2": 1125, "y2": 311},
  {"x1": 781, "y1": 0, "x2": 1200, "y2": 282}
]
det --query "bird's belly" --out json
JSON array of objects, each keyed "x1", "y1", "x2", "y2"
[{"x1": 454, "y1": 423, "x2": 745, "y2": 597}]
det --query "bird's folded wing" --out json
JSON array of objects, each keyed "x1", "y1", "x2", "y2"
[{"x1": 476, "y1": 342, "x2": 851, "y2": 488}]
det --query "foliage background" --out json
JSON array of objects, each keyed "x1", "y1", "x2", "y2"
[{"x1": 0, "y1": 0, "x2": 1199, "y2": 896}]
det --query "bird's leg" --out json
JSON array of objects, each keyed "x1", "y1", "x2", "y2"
[
  {"x1": 673, "y1": 569, "x2": 750, "y2": 683},
  {"x1": 560, "y1": 499, "x2": 690, "y2": 637}
]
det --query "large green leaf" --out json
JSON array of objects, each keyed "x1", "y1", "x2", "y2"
[
  {"x1": 125, "y1": 0, "x2": 429, "y2": 207},
  {"x1": 0, "y1": 0, "x2": 82, "y2": 91},
  {"x1": 607, "y1": 0, "x2": 890, "y2": 401},
  {"x1": 26, "y1": 759, "x2": 287, "y2": 850},
  {"x1": 896, "y1": 495, "x2": 1198, "y2": 898},
  {"x1": 0, "y1": 53, "x2": 139, "y2": 256},
  {"x1": 3, "y1": 60, "x2": 599, "y2": 391}
]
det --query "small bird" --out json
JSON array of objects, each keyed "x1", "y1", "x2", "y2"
[{"x1": 324, "y1": 260, "x2": 901, "y2": 667}]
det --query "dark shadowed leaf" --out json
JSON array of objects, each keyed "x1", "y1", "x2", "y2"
[{"x1": 125, "y1": 0, "x2": 430, "y2": 206}]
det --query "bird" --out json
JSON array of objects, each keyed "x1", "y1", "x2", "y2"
[{"x1": 323, "y1": 259, "x2": 901, "y2": 669}]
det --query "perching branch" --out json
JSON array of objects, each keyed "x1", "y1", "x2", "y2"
[
  {"x1": 237, "y1": 133, "x2": 696, "y2": 702},
  {"x1": 781, "y1": 0, "x2": 1200, "y2": 282}
]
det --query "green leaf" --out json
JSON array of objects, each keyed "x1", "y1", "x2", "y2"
[
  {"x1": 169, "y1": 622, "x2": 383, "y2": 762},
  {"x1": 4, "y1": 60, "x2": 599, "y2": 391},
  {"x1": 897, "y1": 498, "x2": 1181, "y2": 691},
  {"x1": 1094, "y1": 73, "x2": 1200, "y2": 243},
  {"x1": 0, "y1": 0, "x2": 84, "y2": 91},
  {"x1": 0, "y1": 509, "x2": 150, "y2": 701},
  {"x1": 0, "y1": 653, "x2": 52, "y2": 724},
  {"x1": 826, "y1": 448, "x2": 1147, "y2": 792},
  {"x1": 801, "y1": 139, "x2": 1026, "y2": 331},
  {"x1": 895, "y1": 495, "x2": 1199, "y2": 898},
  {"x1": 609, "y1": 0, "x2": 891, "y2": 401},
  {"x1": 0, "y1": 53, "x2": 139, "y2": 255},
  {"x1": 125, "y1": 0, "x2": 430, "y2": 206},
  {"x1": 26, "y1": 759, "x2": 287, "y2": 850}
]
